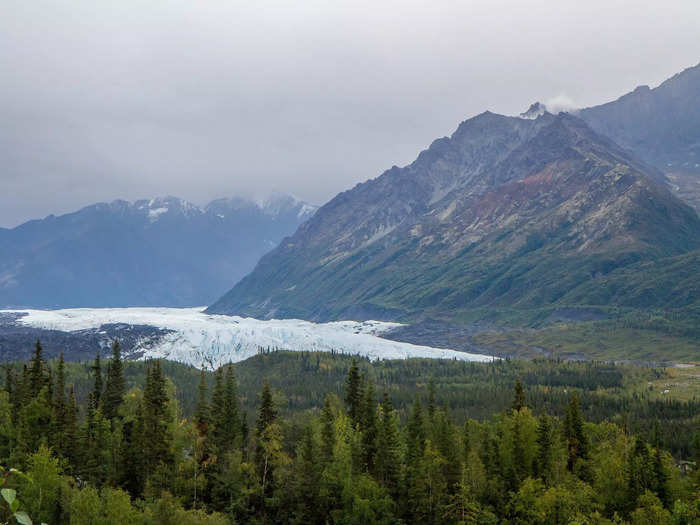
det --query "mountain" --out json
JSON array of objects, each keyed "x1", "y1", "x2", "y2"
[
  {"x1": 578, "y1": 63, "x2": 700, "y2": 210},
  {"x1": 207, "y1": 111, "x2": 700, "y2": 323},
  {"x1": 0, "y1": 193, "x2": 316, "y2": 308}
]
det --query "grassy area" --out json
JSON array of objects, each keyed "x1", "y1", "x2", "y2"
[
  {"x1": 473, "y1": 323, "x2": 700, "y2": 363},
  {"x1": 640, "y1": 363, "x2": 700, "y2": 402}
]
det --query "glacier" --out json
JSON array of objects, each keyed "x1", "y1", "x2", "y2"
[{"x1": 3, "y1": 307, "x2": 495, "y2": 369}]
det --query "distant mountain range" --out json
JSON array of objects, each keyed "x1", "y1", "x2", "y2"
[
  {"x1": 208, "y1": 64, "x2": 700, "y2": 327},
  {"x1": 0, "y1": 193, "x2": 316, "y2": 308}
]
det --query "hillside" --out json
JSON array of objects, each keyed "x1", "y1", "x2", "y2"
[
  {"x1": 0, "y1": 193, "x2": 316, "y2": 308},
  {"x1": 208, "y1": 112, "x2": 700, "y2": 326}
]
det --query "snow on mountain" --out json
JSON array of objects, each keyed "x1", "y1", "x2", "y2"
[
  {"x1": 4, "y1": 307, "x2": 495, "y2": 369},
  {"x1": 0, "y1": 192, "x2": 318, "y2": 308},
  {"x1": 254, "y1": 192, "x2": 318, "y2": 219}
]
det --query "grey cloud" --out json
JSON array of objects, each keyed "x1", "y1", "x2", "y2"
[{"x1": 2, "y1": 0, "x2": 700, "y2": 226}]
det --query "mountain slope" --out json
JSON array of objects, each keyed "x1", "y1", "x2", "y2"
[
  {"x1": 0, "y1": 194, "x2": 316, "y2": 308},
  {"x1": 208, "y1": 112, "x2": 700, "y2": 322},
  {"x1": 579, "y1": 62, "x2": 700, "y2": 210}
]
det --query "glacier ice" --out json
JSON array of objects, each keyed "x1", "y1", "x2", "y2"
[{"x1": 4, "y1": 307, "x2": 495, "y2": 369}]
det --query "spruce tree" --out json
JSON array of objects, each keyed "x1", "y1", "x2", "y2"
[
  {"x1": 3, "y1": 366, "x2": 13, "y2": 397},
  {"x1": 17, "y1": 365, "x2": 29, "y2": 408},
  {"x1": 119, "y1": 401, "x2": 145, "y2": 497},
  {"x1": 46, "y1": 368, "x2": 54, "y2": 412},
  {"x1": 256, "y1": 380, "x2": 277, "y2": 437},
  {"x1": 427, "y1": 378, "x2": 436, "y2": 421},
  {"x1": 28, "y1": 339, "x2": 45, "y2": 397},
  {"x1": 91, "y1": 353, "x2": 103, "y2": 408},
  {"x1": 64, "y1": 386, "x2": 78, "y2": 469},
  {"x1": 210, "y1": 367, "x2": 226, "y2": 450},
  {"x1": 142, "y1": 361, "x2": 173, "y2": 485},
  {"x1": 564, "y1": 393, "x2": 587, "y2": 472},
  {"x1": 81, "y1": 392, "x2": 106, "y2": 485},
  {"x1": 344, "y1": 360, "x2": 363, "y2": 427},
  {"x1": 223, "y1": 365, "x2": 241, "y2": 447},
  {"x1": 52, "y1": 352, "x2": 67, "y2": 457},
  {"x1": 194, "y1": 367, "x2": 211, "y2": 434},
  {"x1": 361, "y1": 379, "x2": 378, "y2": 473},
  {"x1": 535, "y1": 414, "x2": 553, "y2": 485},
  {"x1": 254, "y1": 380, "x2": 281, "y2": 518},
  {"x1": 103, "y1": 340, "x2": 126, "y2": 420},
  {"x1": 375, "y1": 392, "x2": 401, "y2": 496},
  {"x1": 407, "y1": 399, "x2": 426, "y2": 466},
  {"x1": 511, "y1": 413, "x2": 527, "y2": 487},
  {"x1": 652, "y1": 447, "x2": 670, "y2": 508},
  {"x1": 628, "y1": 437, "x2": 653, "y2": 509},
  {"x1": 512, "y1": 379, "x2": 526, "y2": 412},
  {"x1": 435, "y1": 410, "x2": 461, "y2": 493},
  {"x1": 320, "y1": 395, "x2": 335, "y2": 466},
  {"x1": 294, "y1": 426, "x2": 320, "y2": 523}
]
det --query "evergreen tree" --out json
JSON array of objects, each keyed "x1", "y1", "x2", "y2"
[
  {"x1": 28, "y1": 339, "x2": 45, "y2": 397},
  {"x1": 375, "y1": 392, "x2": 401, "y2": 496},
  {"x1": 512, "y1": 379, "x2": 526, "y2": 412},
  {"x1": 119, "y1": 401, "x2": 145, "y2": 497},
  {"x1": 52, "y1": 352, "x2": 67, "y2": 457},
  {"x1": 3, "y1": 366, "x2": 13, "y2": 398},
  {"x1": 652, "y1": 447, "x2": 670, "y2": 508},
  {"x1": 46, "y1": 368, "x2": 54, "y2": 413},
  {"x1": 17, "y1": 364, "x2": 29, "y2": 411},
  {"x1": 628, "y1": 437, "x2": 654, "y2": 510},
  {"x1": 434, "y1": 411, "x2": 461, "y2": 493},
  {"x1": 194, "y1": 367, "x2": 211, "y2": 434},
  {"x1": 103, "y1": 340, "x2": 126, "y2": 420},
  {"x1": 320, "y1": 394, "x2": 335, "y2": 466},
  {"x1": 253, "y1": 380, "x2": 284, "y2": 520},
  {"x1": 564, "y1": 393, "x2": 587, "y2": 472},
  {"x1": 81, "y1": 392, "x2": 108, "y2": 485},
  {"x1": 293, "y1": 426, "x2": 321, "y2": 523},
  {"x1": 209, "y1": 367, "x2": 226, "y2": 451},
  {"x1": 142, "y1": 360, "x2": 173, "y2": 489},
  {"x1": 361, "y1": 379, "x2": 378, "y2": 473},
  {"x1": 511, "y1": 412, "x2": 527, "y2": 487},
  {"x1": 344, "y1": 360, "x2": 363, "y2": 427},
  {"x1": 222, "y1": 365, "x2": 241, "y2": 449},
  {"x1": 256, "y1": 379, "x2": 277, "y2": 434},
  {"x1": 64, "y1": 386, "x2": 78, "y2": 468},
  {"x1": 427, "y1": 378, "x2": 436, "y2": 421},
  {"x1": 535, "y1": 413, "x2": 553, "y2": 485},
  {"x1": 407, "y1": 399, "x2": 426, "y2": 466},
  {"x1": 92, "y1": 353, "x2": 103, "y2": 408}
]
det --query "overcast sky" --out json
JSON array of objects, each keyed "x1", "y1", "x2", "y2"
[{"x1": 1, "y1": 0, "x2": 699, "y2": 227}]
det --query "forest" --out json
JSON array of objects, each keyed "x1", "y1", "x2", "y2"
[{"x1": 0, "y1": 341, "x2": 698, "y2": 524}]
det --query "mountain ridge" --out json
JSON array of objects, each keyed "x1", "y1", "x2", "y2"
[
  {"x1": 578, "y1": 62, "x2": 700, "y2": 210},
  {"x1": 0, "y1": 193, "x2": 317, "y2": 308},
  {"x1": 207, "y1": 110, "x2": 700, "y2": 323}
]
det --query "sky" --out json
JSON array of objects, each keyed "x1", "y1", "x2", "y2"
[{"x1": 1, "y1": 0, "x2": 700, "y2": 227}]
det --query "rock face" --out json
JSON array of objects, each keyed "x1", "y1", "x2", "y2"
[
  {"x1": 207, "y1": 111, "x2": 700, "y2": 322},
  {"x1": 579, "y1": 63, "x2": 700, "y2": 210},
  {"x1": 0, "y1": 194, "x2": 316, "y2": 308}
]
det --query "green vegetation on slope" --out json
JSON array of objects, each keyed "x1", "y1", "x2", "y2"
[{"x1": 473, "y1": 323, "x2": 700, "y2": 363}]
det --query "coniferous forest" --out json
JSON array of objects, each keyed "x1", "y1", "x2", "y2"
[{"x1": 0, "y1": 341, "x2": 698, "y2": 524}]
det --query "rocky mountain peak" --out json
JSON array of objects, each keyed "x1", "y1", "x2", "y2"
[
  {"x1": 519, "y1": 102, "x2": 548, "y2": 119},
  {"x1": 208, "y1": 107, "x2": 700, "y2": 322}
]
